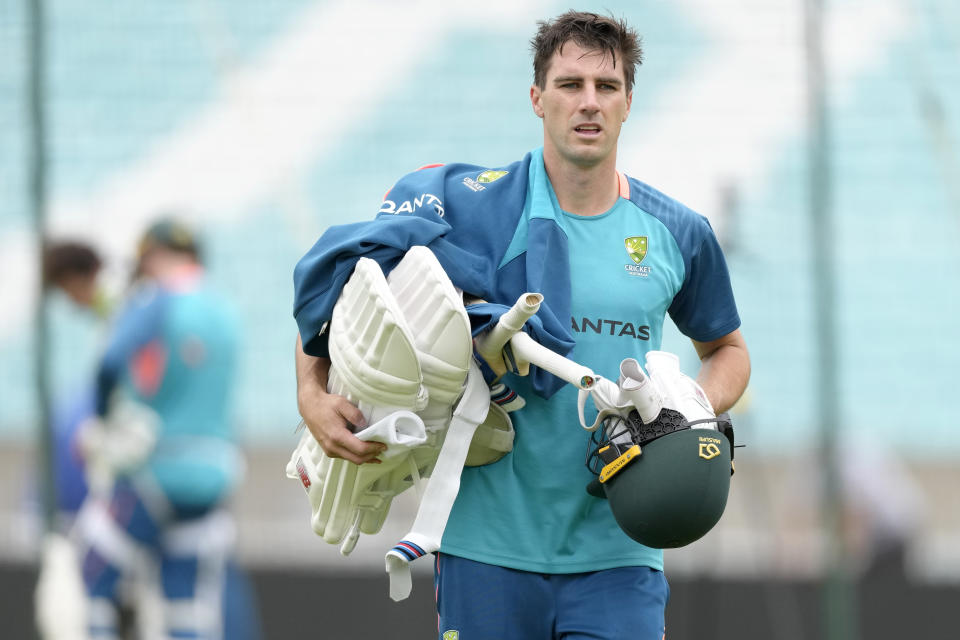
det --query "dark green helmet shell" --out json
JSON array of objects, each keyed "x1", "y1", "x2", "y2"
[{"x1": 594, "y1": 428, "x2": 732, "y2": 549}]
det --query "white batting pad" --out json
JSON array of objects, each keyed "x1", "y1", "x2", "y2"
[
  {"x1": 327, "y1": 256, "x2": 425, "y2": 415},
  {"x1": 288, "y1": 246, "x2": 498, "y2": 571},
  {"x1": 34, "y1": 533, "x2": 88, "y2": 640}
]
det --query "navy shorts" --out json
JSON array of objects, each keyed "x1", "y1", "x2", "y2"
[{"x1": 434, "y1": 553, "x2": 669, "y2": 640}]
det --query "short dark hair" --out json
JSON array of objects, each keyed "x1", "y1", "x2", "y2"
[
  {"x1": 531, "y1": 11, "x2": 643, "y2": 93},
  {"x1": 42, "y1": 241, "x2": 102, "y2": 288}
]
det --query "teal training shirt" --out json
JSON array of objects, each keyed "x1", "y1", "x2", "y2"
[
  {"x1": 441, "y1": 154, "x2": 734, "y2": 573},
  {"x1": 97, "y1": 270, "x2": 242, "y2": 509},
  {"x1": 145, "y1": 284, "x2": 242, "y2": 508}
]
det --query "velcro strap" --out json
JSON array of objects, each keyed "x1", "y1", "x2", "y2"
[{"x1": 473, "y1": 426, "x2": 514, "y2": 453}]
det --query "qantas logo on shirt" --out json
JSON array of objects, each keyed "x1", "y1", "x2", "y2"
[
  {"x1": 571, "y1": 316, "x2": 650, "y2": 340},
  {"x1": 624, "y1": 236, "x2": 652, "y2": 277}
]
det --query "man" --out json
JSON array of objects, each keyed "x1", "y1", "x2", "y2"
[
  {"x1": 40, "y1": 240, "x2": 110, "y2": 521},
  {"x1": 73, "y1": 219, "x2": 248, "y2": 639},
  {"x1": 293, "y1": 10, "x2": 749, "y2": 639}
]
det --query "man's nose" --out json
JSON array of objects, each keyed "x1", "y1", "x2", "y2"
[{"x1": 579, "y1": 86, "x2": 600, "y2": 113}]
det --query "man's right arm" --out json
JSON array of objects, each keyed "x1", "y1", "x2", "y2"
[{"x1": 295, "y1": 333, "x2": 385, "y2": 465}]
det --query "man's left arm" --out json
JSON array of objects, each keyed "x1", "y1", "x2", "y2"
[{"x1": 691, "y1": 328, "x2": 750, "y2": 414}]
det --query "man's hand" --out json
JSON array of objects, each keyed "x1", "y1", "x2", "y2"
[{"x1": 296, "y1": 334, "x2": 385, "y2": 465}]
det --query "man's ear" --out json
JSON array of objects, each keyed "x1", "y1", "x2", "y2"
[
  {"x1": 623, "y1": 90, "x2": 633, "y2": 122},
  {"x1": 530, "y1": 85, "x2": 544, "y2": 118}
]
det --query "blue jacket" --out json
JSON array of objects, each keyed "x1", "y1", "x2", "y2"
[{"x1": 294, "y1": 152, "x2": 575, "y2": 397}]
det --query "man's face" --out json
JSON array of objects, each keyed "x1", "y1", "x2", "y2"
[
  {"x1": 531, "y1": 41, "x2": 632, "y2": 169},
  {"x1": 56, "y1": 272, "x2": 98, "y2": 308}
]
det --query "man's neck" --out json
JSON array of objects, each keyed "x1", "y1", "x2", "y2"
[{"x1": 542, "y1": 149, "x2": 620, "y2": 216}]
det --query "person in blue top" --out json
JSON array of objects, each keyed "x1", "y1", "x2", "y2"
[
  {"x1": 73, "y1": 219, "x2": 251, "y2": 640},
  {"x1": 293, "y1": 10, "x2": 751, "y2": 640}
]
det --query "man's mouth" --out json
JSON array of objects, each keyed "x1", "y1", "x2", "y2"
[{"x1": 574, "y1": 125, "x2": 601, "y2": 135}]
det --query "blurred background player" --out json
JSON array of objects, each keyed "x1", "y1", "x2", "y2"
[
  {"x1": 35, "y1": 240, "x2": 109, "y2": 640},
  {"x1": 40, "y1": 240, "x2": 110, "y2": 527},
  {"x1": 67, "y1": 218, "x2": 256, "y2": 639}
]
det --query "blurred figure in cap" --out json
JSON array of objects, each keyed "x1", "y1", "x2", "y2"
[{"x1": 133, "y1": 217, "x2": 202, "y2": 281}]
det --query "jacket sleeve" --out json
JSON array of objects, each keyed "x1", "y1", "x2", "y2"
[
  {"x1": 293, "y1": 216, "x2": 451, "y2": 357},
  {"x1": 292, "y1": 155, "x2": 572, "y2": 399},
  {"x1": 293, "y1": 165, "x2": 479, "y2": 356}
]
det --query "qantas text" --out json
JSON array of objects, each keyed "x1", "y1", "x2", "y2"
[
  {"x1": 379, "y1": 193, "x2": 444, "y2": 217},
  {"x1": 571, "y1": 317, "x2": 650, "y2": 340}
]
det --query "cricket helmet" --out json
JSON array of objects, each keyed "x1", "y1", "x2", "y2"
[{"x1": 586, "y1": 410, "x2": 734, "y2": 549}]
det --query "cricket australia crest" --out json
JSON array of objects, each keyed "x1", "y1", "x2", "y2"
[
  {"x1": 477, "y1": 170, "x2": 508, "y2": 183},
  {"x1": 625, "y1": 236, "x2": 648, "y2": 264},
  {"x1": 624, "y1": 236, "x2": 652, "y2": 277}
]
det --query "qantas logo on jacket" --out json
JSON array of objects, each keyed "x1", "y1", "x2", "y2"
[{"x1": 379, "y1": 193, "x2": 444, "y2": 217}]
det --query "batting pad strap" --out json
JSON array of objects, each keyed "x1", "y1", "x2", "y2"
[
  {"x1": 385, "y1": 534, "x2": 431, "y2": 602},
  {"x1": 386, "y1": 362, "x2": 489, "y2": 601},
  {"x1": 390, "y1": 539, "x2": 428, "y2": 562}
]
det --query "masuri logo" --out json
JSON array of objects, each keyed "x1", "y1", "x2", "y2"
[{"x1": 698, "y1": 439, "x2": 722, "y2": 460}]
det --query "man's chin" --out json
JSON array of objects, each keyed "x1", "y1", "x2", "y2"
[{"x1": 566, "y1": 147, "x2": 609, "y2": 167}]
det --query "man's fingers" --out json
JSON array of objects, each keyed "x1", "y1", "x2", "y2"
[
  {"x1": 328, "y1": 432, "x2": 386, "y2": 465},
  {"x1": 327, "y1": 398, "x2": 383, "y2": 462},
  {"x1": 335, "y1": 400, "x2": 367, "y2": 433},
  {"x1": 302, "y1": 405, "x2": 385, "y2": 464},
  {"x1": 308, "y1": 423, "x2": 385, "y2": 465}
]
